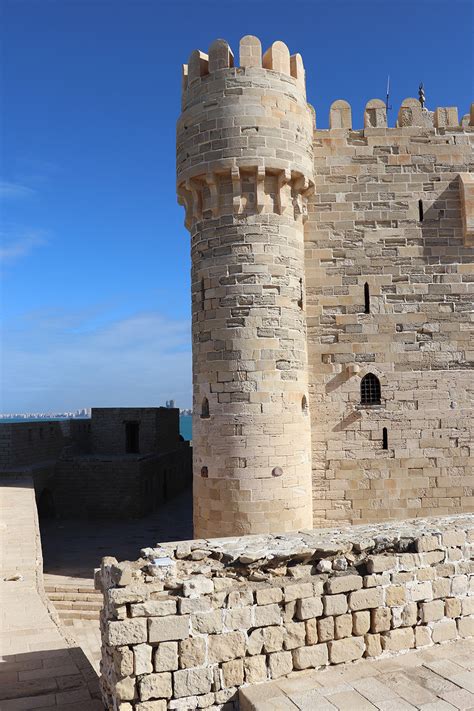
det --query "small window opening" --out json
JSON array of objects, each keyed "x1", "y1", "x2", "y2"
[
  {"x1": 418, "y1": 199, "x2": 424, "y2": 222},
  {"x1": 360, "y1": 373, "x2": 381, "y2": 406},
  {"x1": 125, "y1": 421, "x2": 140, "y2": 454},
  {"x1": 201, "y1": 397, "x2": 210, "y2": 419},
  {"x1": 302, "y1": 395, "x2": 308, "y2": 413},
  {"x1": 201, "y1": 278, "x2": 205, "y2": 311},
  {"x1": 298, "y1": 278, "x2": 304, "y2": 310},
  {"x1": 364, "y1": 282, "x2": 370, "y2": 314},
  {"x1": 382, "y1": 427, "x2": 388, "y2": 450}
]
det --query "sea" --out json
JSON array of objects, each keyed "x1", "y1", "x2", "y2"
[{"x1": 0, "y1": 414, "x2": 193, "y2": 441}]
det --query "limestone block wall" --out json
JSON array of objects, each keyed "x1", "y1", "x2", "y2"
[
  {"x1": 305, "y1": 103, "x2": 474, "y2": 526},
  {"x1": 177, "y1": 36, "x2": 315, "y2": 537},
  {"x1": 91, "y1": 408, "x2": 180, "y2": 456},
  {"x1": 0, "y1": 420, "x2": 84, "y2": 469},
  {"x1": 98, "y1": 514, "x2": 474, "y2": 710},
  {"x1": 53, "y1": 444, "x2": 191, "y2": 518}
]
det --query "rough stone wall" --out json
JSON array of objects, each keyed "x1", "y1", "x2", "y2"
[
  {"x1": 177, "y1": 36, "x2": 315, "y2": 538},
  {"x1": 91, "y1": 408, "x2": 180, "y2": 456},
  {"x1": 98, "y1": 514, "x2": 474, "y2": 710},
  {"x1": 305, "y1": 105, "x2": 474, "y2": 526},
  {"x1": 0, "y1": 420, "x2": 84, "y2": 469},
  {"x1": 53, "y1": 444, "x2": 192, "y2": 518}
]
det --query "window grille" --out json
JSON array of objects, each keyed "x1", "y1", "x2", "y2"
[{"x1": 360, "y1": 373, "x2": 381, "y2": 406}]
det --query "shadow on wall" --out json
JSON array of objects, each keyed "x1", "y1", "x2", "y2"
[{"x1": 0, "y1": 646, "x2": 102, "y2": 709}]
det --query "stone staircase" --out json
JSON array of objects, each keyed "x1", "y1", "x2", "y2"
[{"x1": 44, "y1": 573, "x2": 102, "y2": 625}]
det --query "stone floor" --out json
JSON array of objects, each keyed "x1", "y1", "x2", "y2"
[
  {"x1": 0, "y1": 477, "x2": 102, "y2": 710},
  {"x1": 40, "y1": 488, "x2": 193, "y2": 578},
  {"x1": 239, "y1": 638, "x2": 474, "y2": 711}
]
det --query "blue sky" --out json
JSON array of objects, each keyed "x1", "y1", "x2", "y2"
[{"x1": 1, "y1": 0, "x2": 472, "y2": 412}]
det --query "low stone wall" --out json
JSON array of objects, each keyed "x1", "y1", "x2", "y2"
[{"x1": 98, "y1": 514, "x2": 474, "y2": 710}]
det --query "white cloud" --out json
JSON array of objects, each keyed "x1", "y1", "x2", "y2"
[
  {"x1": 1, "y1": 309, "x2": 192, "y2": 412},
  {"x1": 0, "y1": 181, "x2": 36, "y2": 200},
  {"x1": 0, "y1": 231, "x2": 47, "y2": 264}
]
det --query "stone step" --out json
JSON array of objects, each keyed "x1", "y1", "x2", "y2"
[
  {"x1": 58, "y1": 609, "x2": 100, "y2": 620},
  {"x1": 47, "y1": 591, "x2": 101, "y2": 602},
  {"x1": 44, "y1": 584, "x2": 99, "y2": 595},
  {"x1": 53, "y1": 599, "x2": 102, "y2": 611}
]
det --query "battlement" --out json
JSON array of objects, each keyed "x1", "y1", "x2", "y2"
[
  {"x1": 325, "y1": 98, "x2": 474, "y2": 130},
  {"x1": 182, "y1": 36, "x2": 306, "y2": 108}
]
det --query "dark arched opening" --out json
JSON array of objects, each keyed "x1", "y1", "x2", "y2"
[
  {"x1": 201, "y1": 397, "x2": 210, "y2": 419},
  {"x1": 382, "y1": 427, "x2": 388, "y2": 450},
  {"x1": 360, "y1": 373, "x2": 381, "y2": 406},
  {"x1": 364, "y1": 282, "x2": 370, "y2": 314}
]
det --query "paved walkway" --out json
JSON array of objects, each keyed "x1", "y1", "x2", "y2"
[
  {"x1": 0, "y1": 477, "x2": 102, "y2": 710},
  {"x1": 240, "y1": 638, "x2": 474, "y2": 711}
]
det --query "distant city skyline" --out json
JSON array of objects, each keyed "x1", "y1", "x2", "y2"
[{"x1": 2, "y1": 0, "x2": 472, "y2": 412}]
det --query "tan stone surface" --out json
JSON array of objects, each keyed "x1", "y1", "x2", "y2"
[{"x1": 0, "y1": 478, "x2": 102, "y2": 710}]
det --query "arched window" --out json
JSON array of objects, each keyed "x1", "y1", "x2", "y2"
[
  {"x1": 364, "y1": 282, "x2": 370, "y2": 314},
  {"x1": 201, "y1": 397, "x2": 210, "y2": 419},
  {"x1": 360, "y1": 373, "x2": 381, "y2": 406},
  {"x1": 302, "y1": 395, "x2": 308, "y2": 414},
  {"x1": 382, "y1": 427, "x2": 388, "y2": 450}
]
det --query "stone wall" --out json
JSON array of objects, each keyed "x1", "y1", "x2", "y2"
[
  {"x1": 305, "y1": 109, "x2": 474, "y2": 526},
  {"x1": 91, "y1": 408, "x2": 180, "y2": 456},
  {"x1": 53, "y1": 444, "x2": 192, "y2": 518},
  {"x1": 0, "y1": 420, "x2": 87, "y2": 469},
  {"x1": 98, "y1": 514, "x2": 474, "y2": 710}
]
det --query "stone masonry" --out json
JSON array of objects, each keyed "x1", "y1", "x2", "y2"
[
  {"x1": 98, "y1": 514, "x2": 474, "y2": 710},
  {"x1": 176, "y1": 36, "x2": 474, "y2": 537}
]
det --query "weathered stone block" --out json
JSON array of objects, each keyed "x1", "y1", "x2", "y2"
[
  {"x1": 325, "y1": 575, "x2": 362, "y2": 594},
  {"x1": 108, "y1": 619, "x2": 147, "y2": 646},
  {"x1": 366, "y1": 556, "x2": 397, "y2": 573},
  {"x1": 221, "y1": 658, "x2": 244, "y2": 688},
  {"x1": 415, "y1": 626, "x2": 432, "y2": 648},
  {"x1": 283, "y1": 622, "x2": 306, "y2": 650},
  {"x1": 154, "y1": 642, "x2": 178, "y2": 672},
  {"x1": 268, "y1": 651, "x2": 293, "y2": 678},
  {"x1": 139, "y1": 673, "x2": 172, "y2": 701},
  {"x1": 305, "y1": 618, "x2": 318, "y2": 645},
  {"x1": 386, "y1": 585, "x2": 406, "y2": 606},
  {"x1": 208, "y1": 631, "x2": 246, "y2": 663},
  {"x1": 364, "y1": 633, "x2": 382, "y2": 657},
  {"x1": 296, "y1": 596, "x2": 323, "y2": 620},
  {"x1": 370, "y1": 607, "x2": 391, "y2": 633},
  {"x1": 191, "y1": 610, "x2": 222, "y2": 634},
  {"x1": 348, "y1": 588, "x2": 383, "y2": 611},
  {"x1": 381, "y1": 628, "x2": 415, "y2": 652},
  {"x1": 323, "y1": 594, "x2": 347, "y2": 616},
  {"x1": 431, "y1": 619, "x2": 457, "y2": 643},
  {"x1": 334, "y1": 613, "x2": 352, "y2": 639},
  {"x1": 256, "y1": 587, "x2": 283, "y2": 605},
  {"x1": 292, "y1": 643, "x2": 328, "y2": 670},
  {"x1": 352, "y1": 610, "x2": 370, "y2": 636},
  {"x1": 179, "y1": 637, "x2": 205, "y2": 668},
  {"x1": 173, "y1": 668, "x2": 213, "y2": 698},
  {"x1": 284, "y1": 582, "x2": 313, "y2": 602},
  {"x1": 244, "y1": 655, "x2": 267, "y2": 684},
  {"x1": 130, "y1": 600, "x2": 177, "y2": 617},
  {"x1": 420, "y1": 599, "x2": 444, "y2": 623},
  {"x1": 457, "y1": 616, "x2": 474, "y2": 638},
  {"x1": 115, "y1": 676, "x2": 136, "y2": 702},
  {"x1": 328, "y1": 637, "x2": 365, "y2": 664},
  {"x1": 254, "y1": 604, "x2": 281, "y2": 627},
  {"x1": 148, "y1": 616, "x2": 190, "y2": 643},
  {"x1": 317, "y1": 616, "x2": 334, "y2": 642},
  {"x1": 134, "y1": 644, "x2": 153, "y2": 675}
]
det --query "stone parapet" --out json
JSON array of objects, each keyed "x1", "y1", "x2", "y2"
[{"x1": 98, "y1": 514, "x2": 474, "y2": 710}]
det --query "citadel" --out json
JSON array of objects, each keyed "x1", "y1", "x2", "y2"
[
  {"x1": 1, "y1": 34, "x2": 473, "y2": 711},
  {"x1": 177, "y1": 36, "x2": 474, "y2": 539}
]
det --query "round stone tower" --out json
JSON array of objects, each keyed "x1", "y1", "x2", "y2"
[{"x1": 177, "y1": 36, "x2": 314, "y2": 537}]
